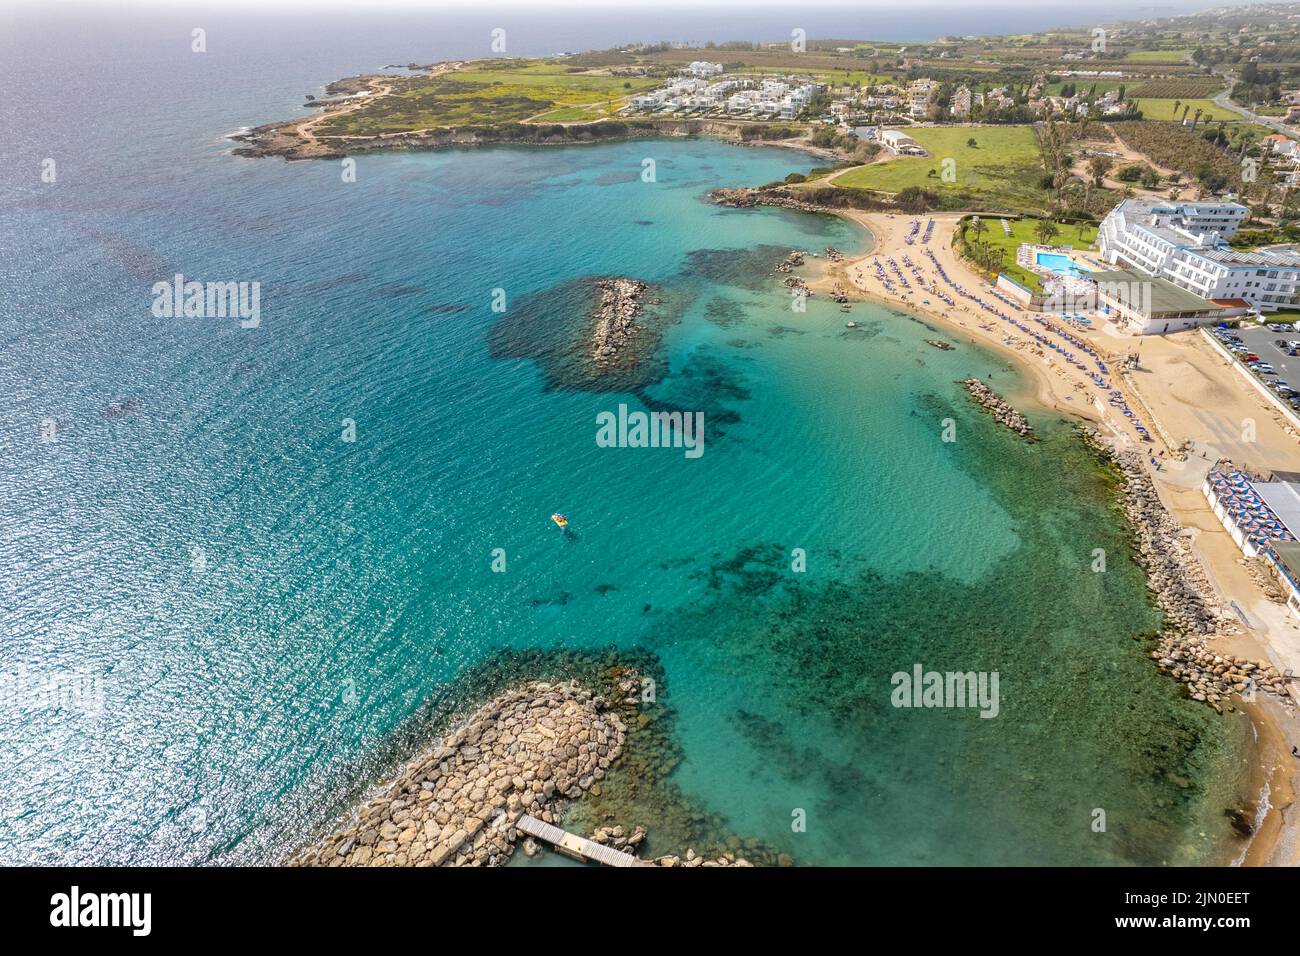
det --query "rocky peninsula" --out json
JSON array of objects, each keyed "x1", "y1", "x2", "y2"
[
  {"x1": 291, "y1": 672, "x2": 757, "y2": 867},
  {"x1": 292, "y1": 680, "x2": 624, "y2": 867}
]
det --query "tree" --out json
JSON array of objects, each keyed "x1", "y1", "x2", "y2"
[
  {"x1": 1173, "y1": 98, "x2": 1181, "y2": 119},
  {"x1": 1034, "y1": 218, "x2": 1060, "y2": 245},
  {"x1": 1087, "y1": 154, "x2": 1114, "y2": 186},
  {"x1": 1192, "y1": 108, "x2": 1203, "y2": 129},
  {"x1": 967, "y1": 137, "x2": 978, "y2": 148},
  {"x1": 970, "y1": 217, "x2": 988, "y2": 243},
  {"x1": 1181, "y1": 105, "x2": 1191, "y2": 125}
]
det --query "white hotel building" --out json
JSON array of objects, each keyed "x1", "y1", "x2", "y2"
[{"x1": 1098, "y1": 198, "x2": 1300, "y2": 312}]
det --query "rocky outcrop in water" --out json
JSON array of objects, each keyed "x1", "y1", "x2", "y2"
[
  {"x1": 591, "y1": 277, "x2": 648, "y2": 370},
  {"x1": 291, "y1": 680, "x2": 625, "y2": 867},
  {"x1": 962, "y1": 378, "x2": 1034, "y2": 440},
  {"x1": 774, "y1": 250, "x2": 804, "y2": 273}
]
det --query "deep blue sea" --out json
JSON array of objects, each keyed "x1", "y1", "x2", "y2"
[{"x1": 0, "y1": 3, "x2": 1257, "y2": 865}]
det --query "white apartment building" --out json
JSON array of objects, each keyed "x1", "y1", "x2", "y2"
[
  {"x1": 1096, "y1": 198, "x2": 1300, "y2": 311},
  {"x1": 684, "y1": 61, "x2": 723, "y2": 77},
  {"x1": 951, "y1": 86, "x2": 972, "y2": 117},
  {"x1": 726, "y1": 92, "x2": 755, "y2": 113},
  {"x1": 908, "y1": 79, "x2": 934, "y2": 118}
]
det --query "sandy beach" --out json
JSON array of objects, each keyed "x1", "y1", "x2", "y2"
[{"x1": 804, "y1": 208, "x2": 1300, "y2": 866}]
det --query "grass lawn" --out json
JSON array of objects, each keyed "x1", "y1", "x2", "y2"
[
  {"x1": 962, "y1": 217, "x2": 1098, "y2": 292},
  {"x1": 1261, "y1": 310, "x2": 1300, "y2": 324},
  {"x1": 832, "y1": 125, "x2": 1048, "y2": 213},
  {"x1": 1128, "y1": 97, "x2": 1238, "y2": 123},
  {"x1": 320, "y1": 62, "x2": 656, "y2": 134}
]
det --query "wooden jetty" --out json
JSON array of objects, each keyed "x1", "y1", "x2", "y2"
[{"x1": 516, "y1": 814, "x2": 642, "y2": 867}]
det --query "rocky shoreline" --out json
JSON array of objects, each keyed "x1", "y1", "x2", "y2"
[
  {"x1": 591, "y1": 277, "x2": 649, "y2": 370},
  {"x1": 1080, "y1": 428, "x2": 1292, "y2": 709},
  {"x1": 712, "y1": 186, "x2": 836, "y2": 215},
  {"x1": 962, "y1": 378, "x2": 1035, "y2": 440}
]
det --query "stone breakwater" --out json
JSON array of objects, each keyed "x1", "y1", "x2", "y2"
[
  {"x1": 292, "y1": 680, "x2": 626, "y2": 867},
  {"x1": 290, "y1": 672, "x2": 761, "y2": 867},
  {"x1": 1081, "y1": 428, "x2": 1292, "y2": 710},
  {"x1": 591, "y1": 277, "x2": 648, "y2": 370},
  {"x1": 962, "y1": 379, "x2": 1035, "y2": 440}
]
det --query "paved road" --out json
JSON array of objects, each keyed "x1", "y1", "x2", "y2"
[{"x1": 1211, "y1": 72, "x2": 1299, "y2": 141}]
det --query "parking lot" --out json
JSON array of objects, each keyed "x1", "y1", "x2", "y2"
[{"x1": 1209, "y1": 323, "x2": 1300, "y2": 414}]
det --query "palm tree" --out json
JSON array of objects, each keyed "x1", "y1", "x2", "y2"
[
  {"x1": 1181, "y1": 105, "x2": 1191, "y2": 125},
  {"x1": 1034, "y1": 217, "x2": 1060, "y2": 246},
  {"x1": 1192, "y1": 108, "x2": 1203, "y2": 129},
  {"x1": 1173, "y1": 98, "x2": 1182, "y2": 119}
]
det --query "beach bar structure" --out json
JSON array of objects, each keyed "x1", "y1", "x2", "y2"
[
  {"x1": 1204, "y1": 469, "x2": 1300, "y2": 617},
  {"x1": 1091, "y1": 267, "x2": 1228, "y2": 334}
]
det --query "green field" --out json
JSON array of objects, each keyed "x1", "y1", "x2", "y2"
[
  {"x1": 1044, "y1": 80, "x2": 1126, "y2": 96},
  {"x1": 733, "y1": 65, "x2": 894, "y2": 86},
  {"x1": 1123, "y1": 49, "x2": 1192, "y2": 62},
  {"x1": 319, "y1": 62, "x2": 656, "y2": 135},
  {"x1": 832, "y1": 125, "x2": 1048, "y2": 213},
  {"x1": 1129, "y1": 97, "x2": 1236, "y2": 123},
  {"x1": 962, "y1": 217, "x2": 1098, "y2": 292}
]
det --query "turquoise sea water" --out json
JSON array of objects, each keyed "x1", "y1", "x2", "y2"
[{"x1": 0, "y1": 7, "x2": 1254, "y2": 866}]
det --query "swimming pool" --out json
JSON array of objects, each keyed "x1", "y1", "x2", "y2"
[{"x1": 1036, "y1": 252, "x2": 1091, "y2": 278}]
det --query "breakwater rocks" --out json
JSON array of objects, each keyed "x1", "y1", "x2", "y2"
[
  {"x1": 1153, "y1": 639, "x2": 1290, "y2": 707},
  {"x1": 1080, "y1": 429, "x2": 1291, "y2": 710},
  {"x1": 774, "y1": 250, "x2": 804, "y2": 273},
  {"x1": 1084, "y1": 430, "x2": 1230, "y2": 637},
  {"x1": 962, "y1": 378, "x2": 1035, "y2": 440},
  {"x1": 580, "y1": 826, "x2": 754, "y2": 866},
  {"x1": 292, "y1": 681, "x2": 626, "y2": 867},
  {"x1": 591, "y1": 277, "x2": 648, "y2": 370},
  {"x1": 773, "y1": 251, "x2": 813, "y2": 297}
]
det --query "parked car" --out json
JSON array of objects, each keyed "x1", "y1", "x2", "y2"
[{"x1": 1245, "y1": 353, "x2": 1261, "y2": 362}]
